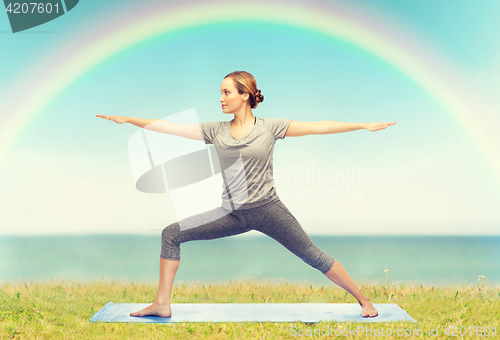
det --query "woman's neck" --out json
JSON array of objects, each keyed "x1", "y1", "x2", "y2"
[{"x1": 231, "y1": 107, "x2": 254, "y2": 127}]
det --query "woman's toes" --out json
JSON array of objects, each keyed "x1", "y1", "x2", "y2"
[
  {"x1": 362, "y1": 310, "x2": 379, "y2": 317},
  {"x1": 130, "y1": 310, "x2": 146, "y2": 317},
  {"x1": 361, "y1": 301, "x2": 378, "y2": 318}
]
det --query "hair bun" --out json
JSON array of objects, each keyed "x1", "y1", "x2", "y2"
[{"x1": 254, "y1": 89, "x2": 264, "y2": 104}]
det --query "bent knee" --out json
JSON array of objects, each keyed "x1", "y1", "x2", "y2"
[
  {"x1": 300, "y1": 248, "x2": 335, "y2": 274},
  {"x1": 162, "y1": 223, "x2": 180, "y2": 243}
]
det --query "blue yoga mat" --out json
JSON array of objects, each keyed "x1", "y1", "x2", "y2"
[{"x1": 90, "y1": 302, "x2": 417, "y2": 323}]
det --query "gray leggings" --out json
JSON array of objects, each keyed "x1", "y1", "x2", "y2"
[{"x1": 160, "y1": 197, "x2": 335, "y2": 274}]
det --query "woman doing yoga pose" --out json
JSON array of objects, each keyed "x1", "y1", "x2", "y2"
[{"x1": 96, "y1": 71, "x2": 396, "y2": 318}]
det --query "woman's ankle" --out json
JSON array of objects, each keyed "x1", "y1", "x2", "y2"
[
  {"x1": 358, "y1": 296, "x2": 371, "y2": 304},
  {"x1": 154, "y1": 298, "x2": 170, "y2": 306}
]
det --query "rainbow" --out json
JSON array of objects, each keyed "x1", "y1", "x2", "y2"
[{"x1": 1, "y1": 0, "x2": 499, "y2": 188}]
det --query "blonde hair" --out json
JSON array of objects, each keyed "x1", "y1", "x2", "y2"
[{"x1": 224, "y1": 71, "x2": 264, "y2": 109}]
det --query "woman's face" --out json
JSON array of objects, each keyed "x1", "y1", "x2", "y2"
[{"x1": 219, "y1": 77, "x2": 248, "y2": 114}]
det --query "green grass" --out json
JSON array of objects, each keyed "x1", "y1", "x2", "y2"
[{"x1": 1, "y1": 279, "x2": 499, "y2": 339}]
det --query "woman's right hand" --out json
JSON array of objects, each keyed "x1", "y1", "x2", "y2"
[{"x1": 95, "y1": 115, "x2": 128, "y2": 124}]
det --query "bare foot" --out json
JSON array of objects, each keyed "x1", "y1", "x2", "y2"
[
  {"x1": 130, "y1": 302, "x2": 172, "y2": 317},
  {"x1": 359, "y1": 299, "x2": 378, "y2": 318}
]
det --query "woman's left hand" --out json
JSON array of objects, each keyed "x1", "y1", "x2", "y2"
[{"x1": 364, "y1": 121, "x2": 397, "y2": 132}]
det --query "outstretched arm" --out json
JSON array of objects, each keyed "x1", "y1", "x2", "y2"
[
  {"x1": 284, "y1": 120, "x2": 397, "y2": 137},
  {"x1": 95, "y1": 115, "x2": 203, "y2": 140}
]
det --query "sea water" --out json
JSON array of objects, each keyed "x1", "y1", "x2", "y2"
[{"x1": 0, "y1": 234, "x2": 498, "y2": 286}]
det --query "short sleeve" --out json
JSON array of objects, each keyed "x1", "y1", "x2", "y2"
[
  {"x1": 263, "y1": 118, "x2": 292, "y2": 140},
  {"x1": 199, "y1": 121, "x2": 224, "y2": 144}
]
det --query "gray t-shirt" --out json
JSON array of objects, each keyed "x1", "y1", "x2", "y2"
[{"x1": 200, "y1": 116, "x2": 292, "y2": 210}]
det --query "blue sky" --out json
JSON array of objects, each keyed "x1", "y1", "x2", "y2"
[{"x1": 0, "y1": 0, "x2": 499, "y2": 235}]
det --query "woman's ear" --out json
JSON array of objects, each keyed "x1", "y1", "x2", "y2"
[{"x1": 242, "y1": 92, "x2": 250, "y2": 102}]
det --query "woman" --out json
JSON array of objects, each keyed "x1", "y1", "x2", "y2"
[{"x1": 96, "y1": 71, "x2": 396, "y2": 318}]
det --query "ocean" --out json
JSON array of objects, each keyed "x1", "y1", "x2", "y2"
[{"x1": 1, "y1": 235, "x2": 498, "y2": 287}]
